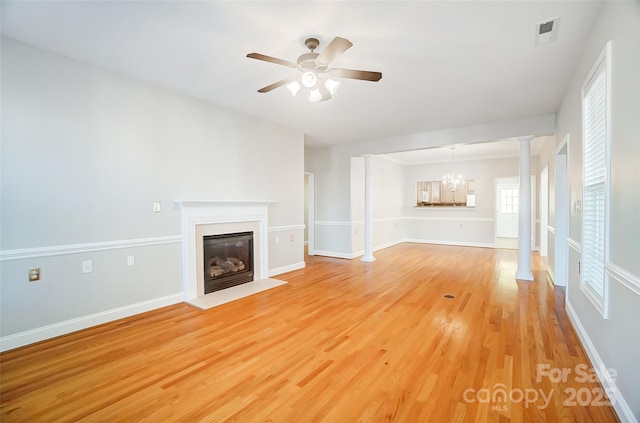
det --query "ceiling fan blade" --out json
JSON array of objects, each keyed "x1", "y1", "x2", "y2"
[
  {"x1": 316, "y1": 37, "x2": 353, "y2": 66},
  {"x1": 257, "y1": 75, "x2": 299, "y2": 93},
  {"x1": 327, "y1": 68, "x2": 382, "y2": 82},
  {"x1": 247, "y1": 53, "x2": 298, "y2": 68}
]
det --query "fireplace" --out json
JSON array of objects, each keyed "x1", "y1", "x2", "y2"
[
  {"x1": 203, "y1": 231, "x2": 254, "y2": 294},
  {"x1": 175, "y1": 200, "x2": 271, "y2": 304}
]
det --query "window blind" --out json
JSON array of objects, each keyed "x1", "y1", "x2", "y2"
[{"x1": 582, "y1": 62, "x2": 607, "y2": 302}]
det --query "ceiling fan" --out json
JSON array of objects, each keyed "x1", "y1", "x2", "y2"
[{"x1": 247, "y1": 37, "x2": 382, "y2": 102}]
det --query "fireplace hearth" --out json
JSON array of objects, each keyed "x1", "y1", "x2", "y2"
[{"x1": 203, "y1": 231, "x2": 254, "y2": 294}]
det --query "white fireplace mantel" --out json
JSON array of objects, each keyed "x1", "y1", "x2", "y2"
[{"x1": 175, "y1": 200, "x2": 275, "y2": 301}]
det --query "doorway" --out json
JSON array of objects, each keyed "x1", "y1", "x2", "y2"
[
  {"x1": 540, "y1": 165, "x2": 549, "y2": 257},
  {"x1": 495, "y1": 177, "x2": 520, "y2": 249},
  {"x1": 494, "y1": 175, "x2": 537, "y2": 250},
  {"x1": 553, "y1": 138, "x2": 569, "y2": 287},
  {"x1": 304, "y1": 172, "x2": 315, "y2": 256}
]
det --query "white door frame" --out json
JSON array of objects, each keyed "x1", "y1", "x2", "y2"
[
  {"x1": 495, "y1": 177, "x2": 520, "y2": 240},
  {"x1": 540, "y1": 165, "x2": 549, "y2": 257},
  {"x1": 304, "y1": 172, "x2": 315, "y2": 256},
  {"x1": 494, "y1": 176, "x2": 536, "y2": 248},
  {"x1": 553, "y1": 136, "x2": 570, "y2": 287}
]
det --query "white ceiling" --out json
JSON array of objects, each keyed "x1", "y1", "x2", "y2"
[{"x1": 1, "y1": 1, "x2": 601, "y2": 148}]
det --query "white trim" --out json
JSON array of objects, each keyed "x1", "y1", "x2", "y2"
[
  {"x1": 580, "y1": 41, "x2": 612, "y2": 319},
  {"x1": 580, "y1": 282, "x2": 608, "y2": 319},
  {"x1": 565, "y1": 300, "x2": 636, "y2": 423},
  {"x1": 174, "y1": 200, "x2": 275, "y2": 208},
  {"x1": 547, "y1": 225, "x2": 555, "y2": 234},
  {"x1": 374, "y1": 239, "x2": 405, "y2": 252},
  {"x1": 268, "y1": 225, "x2": 305, "y2": 232},
  {"x1": 353, "y1": 217, "x2": 408, "y2": 225},
  {"x1": 313, "y1": 250, "x2": 354, "y2": 259},
  {"x1": 381, "y1": 151, "x2": 542, "y2": 167},
  {"x1": 351, "y1": 239, "x2": 406, "y2": 258},
  {"x1": 269, "y1": 262, "x2": 305, "y2": 277},
  {"x1": 0, "y1": 293, "x2": 183, "y2": 352},
  {"x1": 403, "y1": 216, "x2": 494, "y2": 222},
  {"x1": 316, "y1": 217, "x2": 494, "y2": 226},
  {"x1": 404, "y1": 238, "x2": 495, "y2": 249},
  {"x1": 305, "y1": 171, "x2": 315, "y2": 256},
  {"x1": 567, "y1": 238, "x2": 582, "y2": 253},
  {"x1": 606, "y1": 262, "x2": 640, "y2": 296},
  {"x1": 0, "y1": 236, "x2": 182, "y2": 262},
  {"x1": 554, "y1": 135, "x2": 569, "y2": 156},
  {"x1": 315, "y1": 220, "x2": 352, "y2": 226}
]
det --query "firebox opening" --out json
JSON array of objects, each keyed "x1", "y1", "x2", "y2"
[{"x1": 203, "y1": 231, "x2": 254, "y2": 294}]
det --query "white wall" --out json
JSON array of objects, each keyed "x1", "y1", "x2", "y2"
[
  {"x1": 310, "y1": 114, "x2": 555, "y2": 255},
  {"x1": 349, "y1": 156, "x2": 404, "y2": 256},
  {"x1": 403, "y1": 156, "x2": 520, "y2": 247},
  {"x1": 0, "y1": 38, "x2": 304, "y2": 348},
  {"x1": 541, "y1": 2, "x2": 640, "y2": 420}
]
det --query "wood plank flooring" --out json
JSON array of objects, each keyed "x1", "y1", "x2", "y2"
[{"x1": 0, "y1": 243, "x2": 619, "y2": 422}]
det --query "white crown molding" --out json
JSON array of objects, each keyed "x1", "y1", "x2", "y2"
[{"x1": 0, "y1": 236, "x2": 182, "y2": 262}]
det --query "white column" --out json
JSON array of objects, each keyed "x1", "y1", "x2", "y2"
[
  {"x1": 361, "y1": 154, "x2": 375, "y2": 262},
  {"x1": 516, "y1": 136, "x2": 534, "y2": 281}
]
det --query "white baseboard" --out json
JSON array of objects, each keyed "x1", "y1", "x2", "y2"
[
  {"x1": 269, "y1": 262, "x2": 305, "y2": 277},
  {"x1": 0, "y1": 293, "x2": 183, "y2": 352},
  {"x1": 351, "y1": 239, "x2": 406, "y2": 259},
  {"x1": 404, "y1": 238, "x2": 496, "y2": 249},
  {"x1": 313, "y1": 250, "x2": 354, "y2": 259},
  {"x1": 565, "y1": 300, "x2": 637, "y2": 423},
  {"x1": 318, "y1": 239, "x2": 494, "y2": 260}
]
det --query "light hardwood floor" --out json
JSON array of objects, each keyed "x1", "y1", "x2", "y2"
[{"x1": 0, "y1": 244, "x2": 619, "y2": 422}]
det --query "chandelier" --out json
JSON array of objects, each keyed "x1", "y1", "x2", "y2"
[{"x1": 442, "y1": 147, "x2": 463, "y2": 192}]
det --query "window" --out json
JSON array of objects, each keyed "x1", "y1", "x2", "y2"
[
  {"x1": 581, "y1": 41, "x2": 611, "y2": 316},
  {"x1": 500, "y1": 189, "x2": 519, "y2": 213}
]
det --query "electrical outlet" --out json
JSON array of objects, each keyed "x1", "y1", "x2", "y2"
[
  {"x1": 290, "y1": 234, "x2": 295, "y2": 242},
  {"x1": 82, "y1": 260, "x2": 93, "y2": 273},
  {"x1": 153, "y1": 202, "x2": 161, "y2": 213},
  {"x1": 275, "y1": 236, "x2": 280, "y2": 244},
  {"x1": 29, "y1": 267, "x2": 40, "y2": 282},
  {"x1": 127, "y1": 256, "x2": 135, "y2": 267}
]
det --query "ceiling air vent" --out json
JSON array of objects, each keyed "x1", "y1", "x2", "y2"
[{"x1": 535, "y1": 17, "x2": 559, "y2": 45}]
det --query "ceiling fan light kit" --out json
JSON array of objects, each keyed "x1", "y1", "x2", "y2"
[{"x1": 247, "y1": 36, "x2": 382, "y2": 102}]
